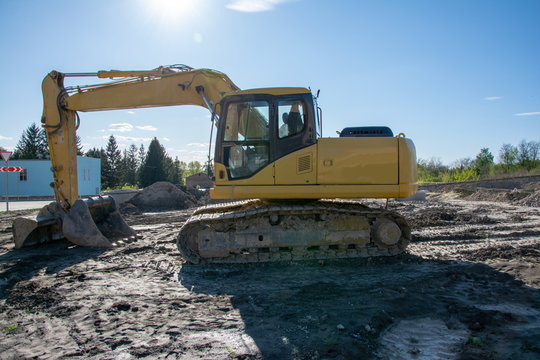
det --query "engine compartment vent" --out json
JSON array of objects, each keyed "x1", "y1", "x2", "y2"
[
  {"x1": 340, "y1": 126, "x2": 393, "y2": 137},
  {"x1": 297, "y1": 153, "x2": 313, "y2": 174}
]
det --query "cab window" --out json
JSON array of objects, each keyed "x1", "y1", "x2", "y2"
[
  {"x1": 223, "y1": 101, "x2": 270, "y2": 179},
  {"x1": 278, "y1": 100, "x2": 305, "y2": 139}
]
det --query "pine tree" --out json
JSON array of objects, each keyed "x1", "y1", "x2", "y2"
[
  {"x1": 85, "y1": 147, "x2": 104, "y2": 159},
  {"x1": 102, "y1": 135, "x2": 122, "y2": 189},
  {"x1": 138, "y1": 144, "x2": 146, "y2": 168},
  {"x1": 76, "y1": 135, "x2": 84, "y2": 155},
  {"x1": 168, "y1": 157, "x2": 184, "y2": 184},
  {"x1": 163, "y1": 153, "x2": 174, "y2": 182},
  {"x1": 139, "y1": 137, "x2": 168, "y2": 187},
  {"x1": 120, "y1": 144, "x2": 139, "y2": 186},
  {"x1": 137, "y1": 144, "x2": 146, "y2": 182},
  {"x1": 12, "y1": 123, "x2": 49, "y2": 159}
]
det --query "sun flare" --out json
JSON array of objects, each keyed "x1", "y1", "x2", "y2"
[{"x1": 145, "y1": 0, "x2": 198, "y2": 23}]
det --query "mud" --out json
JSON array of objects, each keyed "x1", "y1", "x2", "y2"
[{"x1": 0, "y1": 181, "x2": 539, "y2": 359}]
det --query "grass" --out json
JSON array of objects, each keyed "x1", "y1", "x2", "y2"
[
  {"x1": 0, "y1": 208, "x2": 40, "y2": 215},
  {"x1": 225, "y1": 346, "x2": 236, "y2": 358}
]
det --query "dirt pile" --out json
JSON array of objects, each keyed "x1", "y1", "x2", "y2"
[
  {"x1": 518, "y1": 183, "x2": 540, "y2": 207},
  {"x1": 127, "y1": 182, "x2": 197, "y2": 212},
  {"x1": 431, "y1": 180, "x2": 540, "y2": 207},
  {"x1": 118, "y1": 182, "x2": 224, "y2": 215}
]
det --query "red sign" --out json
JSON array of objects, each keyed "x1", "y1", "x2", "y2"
[
  {"x1": 0, "y1": 166, "x2": 23, "y2": 172},
  {"x1": 0, "y1": 151, "x2": 12, "y2": 164}
]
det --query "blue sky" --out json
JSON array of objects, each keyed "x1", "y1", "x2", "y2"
[{"x1": 0, "y1": 0, "x2": 538, "y2": 165}]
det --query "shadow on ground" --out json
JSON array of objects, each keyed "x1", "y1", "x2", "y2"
[
  {"x1": 179, "y1": 255, "x2": 540, "y2": 359},
  {"x1": 0, "y1": 240, "x2": 106, "y2": 299}
]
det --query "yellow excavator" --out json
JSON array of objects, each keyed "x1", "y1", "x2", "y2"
[{"x1": 13, "y1": 64, "x2": 417, "y2": 263}]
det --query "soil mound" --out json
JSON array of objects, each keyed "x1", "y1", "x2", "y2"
[
  {"x1": 435, "y1": 180, "x2": 540, "y2": 207},
  {"x1": 118, "y1": 202, "x2": 142, "y2": 215},
  {"x1": 518, "y1": 189, "x2": 540, "y2": 207},
  {"x1": 128, "y1": 182, "x2": 196, "y2": 211},
  {"x1": 467, "y1": 188, "x2": 532, "y2": 203}
]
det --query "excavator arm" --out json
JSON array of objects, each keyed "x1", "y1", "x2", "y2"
[
  {"x1": 42, "y1": 65, "x2": 239, "y2": 208},
  {"x1": 13, "y1": 65, "x2": 239, "y2": 248}
]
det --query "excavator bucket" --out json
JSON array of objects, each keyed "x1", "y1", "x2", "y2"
[{"x1": 13, "y1": 196, "x2": 137, "y2": 248}]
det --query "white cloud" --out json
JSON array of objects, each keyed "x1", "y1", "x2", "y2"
[
  {"x1": 187, "y1": 142, "x2": 209, "y2": 148},
  {"x1": 109, "y1": 123, "x2": 133, "y2": 132},
  {"x1": 163, "y1": 137, "x2": 171, "y2": 142},
  {"x1": 226, "y1": 0, "x2": 291, "y2": 12},
  {"x1": 167, "y1": 146, "x2": 210, "y2": 163},
  {"x1": 102, "y1": 135, "x2": 152, "y2": 142},
  {"x1": 193, "y1": 32, "x2": 203, "y2": 43},
  {"x1": 127, "y1": 111, "x2": 135, "y2": 115},
  {"x1": 0, "y1": 135, "x2": 13, "y2": 140},
  {"x1": 514, "y1": 112, "x2": 540, "y2": 116},
  {"x1": 98, "y1": 129, "x2": 106, "y2": 133},
  {"x1": 136, "y1": 125, "x2": 157, "y2": 131},
  {"x1": 483, "y1": 96, "x2": 501, "y2": 101}
]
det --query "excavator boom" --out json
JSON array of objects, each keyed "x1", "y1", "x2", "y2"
[
  {"x1": 42, "y1": 66, "x2": 238, "y2": 207},
  {"x1": 15, "y1": 65, "x2": 239, "y2": 248}
]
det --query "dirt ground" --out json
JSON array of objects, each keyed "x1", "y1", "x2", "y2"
[{"x1": 0, "y1": 180, "x2": 539, "y2": 359}]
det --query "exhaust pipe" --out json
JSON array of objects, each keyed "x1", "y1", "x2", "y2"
[{"x1": 13, "y1": 196, "x2": 138, "y2": 248}]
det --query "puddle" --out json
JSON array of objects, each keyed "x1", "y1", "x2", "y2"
[{"x1": 377, "y1": 317, "x2": 469, "y2": 359}]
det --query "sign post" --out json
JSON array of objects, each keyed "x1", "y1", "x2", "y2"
[{"x1": 1, "y1": 151, "x2": 13, "y2": 212}]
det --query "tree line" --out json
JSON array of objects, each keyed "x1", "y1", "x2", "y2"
[
  {"x1": 418, "y1": 140, "x2": 540, "y2": 182},
  {"x1": 86, "y1": 135, "x2": 209, "y2": 190},
  {"x1": 5, "y1": 123, "x2": 539, "y2": 187},
  {"x1": 6, "y1": 122, "x2": 208, "y2": 190}
]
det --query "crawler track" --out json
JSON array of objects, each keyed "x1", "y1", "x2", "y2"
[{"x1": 177, "y1": 199, "x2": 411, "y2": 263}]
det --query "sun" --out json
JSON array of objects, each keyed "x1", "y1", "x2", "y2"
[{"x1": 144, "y1": 0, "x2": 198, "y2": 24}]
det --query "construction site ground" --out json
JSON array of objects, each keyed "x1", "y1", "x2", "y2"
[{"x1": 0, "y1": 178, "x2": 539, "y2": 359}]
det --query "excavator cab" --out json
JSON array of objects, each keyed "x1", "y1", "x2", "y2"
[{"x1": 214, "y1": 90, "x2": 316, "y2": 183}]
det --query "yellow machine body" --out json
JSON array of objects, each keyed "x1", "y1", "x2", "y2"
[{"x1": 211, "y1": 136, "x2": 417, "y2": 199}]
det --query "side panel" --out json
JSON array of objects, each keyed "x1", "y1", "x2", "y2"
[
  {"x1": 274, "y1": 145, "x2": 317, "y2": 185},
  {"x1": 317, "y1": 138, "x2": 398, "y2": 185}
]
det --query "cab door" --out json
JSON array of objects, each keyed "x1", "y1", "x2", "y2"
[
  {"x1": 274, "y1": 96, "x2": 317, "y2": 185},
  {"x1": 216, "y1": 97, "x2": 274, "y2": 185}
]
